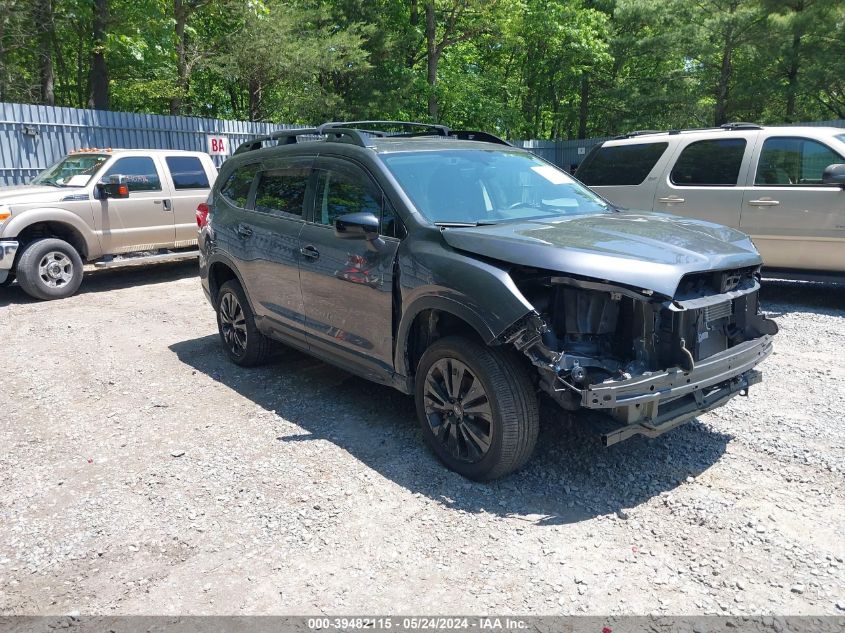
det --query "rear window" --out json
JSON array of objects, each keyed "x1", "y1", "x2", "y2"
[
  {"x1": 670, "y1": 138, "x2": 747, "y2": 186},
  {"x1": 220, "y1": 164, "x2": 258, "y2": 207},
  {"x1": 576, "y1": 142, "x2": 668, "y2": 186},
  {"x1": 165, "y1": 156, "x2": 209, "y2": 190},
  {"x1": 253, "y1": 167, "x2": 309, "y2": 218}
]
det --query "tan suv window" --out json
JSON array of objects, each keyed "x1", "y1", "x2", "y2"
[
  {"x1": 755, "y1": 137, "x2": 845, "y2": 186},
  {"x1": 670, "y1": 138, "x2": 746, "y2": 186}
]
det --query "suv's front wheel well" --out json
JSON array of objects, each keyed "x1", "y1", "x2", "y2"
[
  {"x1": 208, "y1": 262, "x2": 238, "y2": 302},
  {"x1": 407, "y1": 309, "x2": 485, "y2": 377},
  {"x1": 16, "y1": 222, "x2": 88, "y2": 261}
]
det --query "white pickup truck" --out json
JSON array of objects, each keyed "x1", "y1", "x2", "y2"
[{"x1": 0, "y1": 148, "x2": 217, "y2": 300}]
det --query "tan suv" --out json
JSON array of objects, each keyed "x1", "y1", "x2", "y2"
[
  {"x1": 576, "y1": 124, "x2": 845, "y2": 280},
  {"x1": 0, "y1": 148, "x2": 217, "y2": 299}
]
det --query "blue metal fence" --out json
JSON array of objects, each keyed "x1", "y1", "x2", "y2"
[
  {"x1": 0, "y1": 102, "x2": 295, "y2": 185},
  {"x1": 1, "y1": 102, "x2": 843, "y2": 186}
]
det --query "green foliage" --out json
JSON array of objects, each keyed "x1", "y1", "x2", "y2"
[{"x1": 2, "y1": 0, "x2": 842, "y2": 135}]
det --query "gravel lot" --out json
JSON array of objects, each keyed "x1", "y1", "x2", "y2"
[{"x1": 0, "y1": 262, "x2": 843, "y2": 616}]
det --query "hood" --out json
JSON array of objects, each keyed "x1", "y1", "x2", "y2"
[
  {"x1": 0, "y1": 184, "x2": 85, "y2": 205},
  {"x1": 439, "y1": 211, "x2": 762, "y2": 298}
]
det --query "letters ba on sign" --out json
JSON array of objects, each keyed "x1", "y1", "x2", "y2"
[{"x1": 207, "y1": 136, "x2": 228, "y2": 156}]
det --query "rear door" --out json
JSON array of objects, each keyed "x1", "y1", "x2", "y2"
[
  {"x1": 652, "y1": 133, "x2": 759, "y2": 227},
  {"x1": 740, "y1": 135, "x2": 845, "y2": 271},
  {"x1": 576, "y1": 140, "x2": 671, "y2": 210},
  {"x1": 298, "y1": 156, "x2": 402, "y2": 378},
  {"x1": 93, "y1": 155, "x2": 175, "y2": 253},
  {"x1": 240, "y1": 156, "x2": 314, "y2": 343},
  {"x1": 163, "y1": 155, "x2": 213, "y2": 247}
]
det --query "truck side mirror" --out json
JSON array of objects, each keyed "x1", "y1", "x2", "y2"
[
  {"x1": 821, "y1": 164, "x2": 845, "y2": 188},
  {"x1": 97, "y1": 175, "x2": 130, "y2": 199}
]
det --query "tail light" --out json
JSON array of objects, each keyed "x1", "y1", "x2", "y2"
[{"x1": 196, "y1": 202, "x2": 210, "y2": 228}]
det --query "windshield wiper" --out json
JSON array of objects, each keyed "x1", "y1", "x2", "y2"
[{"x1": 435, "y1": 221, "x2": 498, "y2": 227}]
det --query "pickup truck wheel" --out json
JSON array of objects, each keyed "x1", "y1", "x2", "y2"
[
  {"x1": 415, "y1": 336, "x2": 539, "y2": 481},
  {"x1": 16, "y1": 238, "x2": 84, "y2": 300},
  {"x1": 216, "y1": 280, "x2": 271, "y2": 367}
]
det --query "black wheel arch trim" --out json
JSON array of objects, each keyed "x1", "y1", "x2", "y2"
[
  {"x1": 393, "y1": 293, "x2": 532, "y2": 382},
  {"x1": 205, "y1": 251, "x2": 257, "y2": 314}
]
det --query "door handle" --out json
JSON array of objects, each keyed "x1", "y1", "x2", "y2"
[
  {"x1": 300, "y1": 245, "x2": 320, "y2": 260},
  {"x1": 657, "y1": 196, "x2": 685, "y2": 204},
  {"x1": 153, "y1": 199, "x2": 172, "y2": 211},
  {"x1": 747, "y1": 199, "x2": 780, "y2": 206},
  {"x1": 236, "y1": 223, "x2": 253, "y2": 238}
]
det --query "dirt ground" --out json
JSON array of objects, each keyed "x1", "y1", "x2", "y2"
[{"x1": 0, "y1": 262, "x2": 843, "y2": 615}]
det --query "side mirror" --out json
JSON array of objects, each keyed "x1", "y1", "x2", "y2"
[
  {"x1": 822, "y1": 164, "x2": 845, "y2": 188},
  {"x1": 334, "y1": 212, "x2": 380, "y2": 240},
  {"x1": 97, "y1": 175, "x2": 130, "y2": 199}
]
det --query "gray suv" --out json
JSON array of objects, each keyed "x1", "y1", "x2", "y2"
[{"x1": 199, "y1": 121, "x2": 777, "y2": 480}]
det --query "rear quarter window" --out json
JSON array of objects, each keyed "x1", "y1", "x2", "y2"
[
  {"x1": 219, "y1": 164, "x2": 259, "y2": 208},
  {"x1": 577, "y1": 142, "x2": 668, "y2": 186}
]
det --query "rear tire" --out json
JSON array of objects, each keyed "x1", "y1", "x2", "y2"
[
  {"x1": 16, "y1": 238, "x2": 84, "y2": 300},
  {"x1": 215, "y1": 279, "x2": 272, "y2": 367},
  {"x1": 414, "y1": 336, "x2": 539, "y2": 481}
]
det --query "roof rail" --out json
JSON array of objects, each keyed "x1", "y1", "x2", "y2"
[
  {"x1": 612, "y1": 129, "x2": 662, "y2": 139},
  {"x1": 318, "y1": 120, "x2": 451, "y2": 137},
  {"x1": 233, "y1": 120, "x2": 513, "y2": 155},
  {"x1": 233, "y1": 128, "x2": 319, "y2": 154},
  {"x1": 451, "y1": 130, "x2": 511, "y2": 146},
  {"x1": 720, "y1": 122, "x2": 763, "y2": 130}
]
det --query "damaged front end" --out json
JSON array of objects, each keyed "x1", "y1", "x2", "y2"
[{"x1": 502, "y1": 266, "x2": 778, "y2": 446}]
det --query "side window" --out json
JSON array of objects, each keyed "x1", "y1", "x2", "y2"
[
  {"x1": 102, "y1": 156, "x2": 161, "y2": 192},
  {"x1": 254, "y1": 166, "x2": 309, "y2": 217},
  {"x1": 670, "y1": 138, "x2": 747, "y2": 186},
  {"x1": 165, "y1": 156, "x2": 210, "y2": 190},
  {"x1": 314, "y1": 167, "x2": 382, "y2": 227},
  {"x1": 220, "y1": 164, "x2": 258, "y2": 208},
  {"x1": 577, "y1": 142, "x2": 669, "y2": 186},
  {"x1": 755, "y1": 137, "x2": 845, "y2": 186}
]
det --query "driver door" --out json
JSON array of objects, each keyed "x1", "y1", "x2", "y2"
[
  {"x1": 92, "y1": 155, "x2": 175, "y2": 253},
  {"x1": 298, "y1": 157, "x2": 402, "y2": 379}
]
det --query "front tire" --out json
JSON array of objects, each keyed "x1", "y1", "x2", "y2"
[
  {"x1": 215, "y1": 280, "x2": 272, "y2": 367},
  {"x1": 415, "y1": 336, "x2": 539, "y2": 481},
  {"x1": 16, "y1": 238, "x2": 84, "y2": 300}
]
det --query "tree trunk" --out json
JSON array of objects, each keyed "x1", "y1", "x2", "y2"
[
  {"x1": 714, "y1": 29, "x2": 734, "y2": 127},
  {"x1": 170, "y1": 0, "x2": 188, "y2": 115},
  {"x1": 578, "y1": 73, "x2": 590, "y2": 139},
  {"x1": 36, "y1": 0, "x2": 55, "y2": 105},
  {"x1": 425, "y1": 2, "x2": 439, "y2": 120},
  {"x1": 785, "y1": 33, "x2": 801, "y2": 122},
  {"x1": 88, "y1": 0, "x2": 109, "y2": 110},
  {"x1": 248, "y1": 78, "x2": 261, "y2": 121}
]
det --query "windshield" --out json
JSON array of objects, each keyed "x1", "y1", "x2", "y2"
[
  {"x1": 382, "y1": 149, "x2": 610, "y2": 224},
  {"x1": 32, "y1": 154, "x2": 109, "y2": 187}
]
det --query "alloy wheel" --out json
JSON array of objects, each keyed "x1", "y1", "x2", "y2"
[
  {"x1": 38, "y1": 252, "x2": 74, "y2": 289},
  {"x1": 219, "y1": 291, "x2": 247, "y2": 356},
  {"x1": 423, "y1": 357, "x2": 493, "y2": 463}
]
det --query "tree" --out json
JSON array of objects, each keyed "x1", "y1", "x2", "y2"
[{"x1": 89, "y1": 0, "x2": 109, "y2": 109}]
